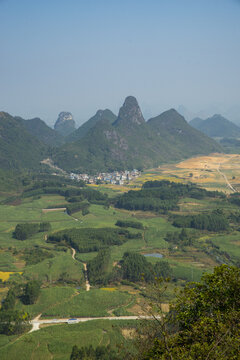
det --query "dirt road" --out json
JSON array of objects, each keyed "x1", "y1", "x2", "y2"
[
  {"x1": 71, "y1": 247, "x2": 76, "y2": 260},
  {"x1": 83, "y1": 263, "x2": 91, "y2": 291},
  {"x1": 217, "y1": 164, "x2": 237, "y2": 193}
]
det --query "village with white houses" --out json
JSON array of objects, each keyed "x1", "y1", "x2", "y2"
[{"x1": 69, "y1": 169, "x2": 141, "y2": 185}]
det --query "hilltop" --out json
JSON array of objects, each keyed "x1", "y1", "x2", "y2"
[
  {"x1": 54, "y1": 112, "x2": 76, "y2": 136},
  {"x1": 67, "y1": 109, "x2": 117, "y2": 142}
]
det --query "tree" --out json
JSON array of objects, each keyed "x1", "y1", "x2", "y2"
[
  {"x1": 0, "y1": 310, "x2": 29, "y2": 335},
  {"x1": 136, "y1": 265, "x2": 240, "y2": 359},
  {"x1": 154, "y1": 261, "x2": 172, "y2": 279},
  {"x1": 23, "y1": 280, "x2": 41, "y2": 305},
  {"x1": 1, "y1": 288, "x2": 16, "y2": 311}
]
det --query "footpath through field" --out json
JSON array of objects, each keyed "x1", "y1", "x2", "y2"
[
  {"x1": 70, "y1": 247, "x2": 91, "y2": 291},
  {"x1": 217, "y1": 164, "x2": 237, "y2": 193}
]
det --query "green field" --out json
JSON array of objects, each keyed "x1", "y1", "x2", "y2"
[
  {"x1": 0, "y1": 319, "x2": 136, "y2": 360},
  {"x1": 16, "y1": 287, "x2": 134, "y2": 318},
  {"x1": 1, "y1": 175, "x2": 240, "y2": 358}
]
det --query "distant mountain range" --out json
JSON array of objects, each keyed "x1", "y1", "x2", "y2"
[
  {"x1": 52, "y1": 96, "x2": 222, "y2": 173},
  {"x1": 0, "y1": 97, "x2": 223, "y2": 173},
  {"x1": 189, "y1": 114, "x2": 240, "y2": 138}
]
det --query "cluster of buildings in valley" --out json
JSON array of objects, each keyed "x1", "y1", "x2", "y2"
[{"x1": 69, "y1": 169, "x2": 141, "y2": 185}]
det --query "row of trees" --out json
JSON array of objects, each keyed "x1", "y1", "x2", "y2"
[
  {"x1": 23, "y1": 246, "x2": 54, "y2": 265},
  {"x1": 66, "y1": 200, "x2": 90, "y2": 215},
  {"x1": 114, "y1": 180, "x2": 225, "y2": 213},
  {"x1": 13, "y1": 222, "x2": 51, "y2": 240},
  {"x1": 115, "y1": 220, "x2": 144, "y2": 229},
  {"x1": 165, "y1": 228, "x2": 193, "y2": 246},
  {"x1": 172, "y1": 211, "x2": 229, "y2": 231},
  {"x1": 48, "y1": 227, "x2": 140, "y2": 253},
  {"x1": 119, "y1": 252, "x2": 172, "y2": 283},
  {"x1": 87, "y1": 248, "x2": 111, "y2": 285},
  {"x1": 70, "y1": 345, "x2": 121, "y2": 360},
  {"x1": 142, "y1": 180, "x2": 224, "y2": 199}
]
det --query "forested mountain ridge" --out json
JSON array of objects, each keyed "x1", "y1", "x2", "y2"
[
  {"x1": 67, "y1": 109, "x2": 117, "y2": 142},
  {"x1": 0, "y1": 112, "x2": 46, "y2": 170},
  {"x1": 189, "y1": 114, "x2": 240, "y2": 138},
  {"x1": 52, "y1": 96, "x2": 223, "y2": 173},
  {"x1": 148, "y1": 109, "x2": 222, "y2": 158},
  {"x1": 16, "y1": 116, "x2": 65, "y2": 146}
]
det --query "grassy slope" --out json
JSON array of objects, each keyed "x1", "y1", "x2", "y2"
[{"x1": 0, "y1": 320, "x2": 135, "y2": 360}]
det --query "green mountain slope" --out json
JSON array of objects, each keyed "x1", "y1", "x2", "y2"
[
  {"x1": 189, "y1": 114, "x2": 240, "y2": 138},
  {"x1": 52, "y1": 97, "x2": 223, "y2": 173},
  {"x1": 67, "y1": 109, "x2": 117, "y2": 142},
  {"x1": 17, "y1": 117, "x2": 65, "y2": 146},
  {"x1": 148, "y1": 109, "x2": 222, "y2": 158},
  {"x1": 0, "y1": 112, "x2": 46, "y2": 170}
]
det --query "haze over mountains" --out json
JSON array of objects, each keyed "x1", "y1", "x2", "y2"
[
  {"x1": 0, "y1": 97, "x2": 223, "y2": 173},
  {"x1": 54, "y1": 112, "x2": 76, "y2": 136},
  {"x1": 189, "y1": 114, "x2": 240, "y2": 138}
]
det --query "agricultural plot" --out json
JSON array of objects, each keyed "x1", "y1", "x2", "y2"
[
  {"x1": 1, "y1": 160, "x2": 240, "y2": 358},
  {"x1": 0, "y1": 320, "x2": 136, "y2": 360},
  {"x1": 132, "y1": 153, "x2": 240, "y2": 194}
]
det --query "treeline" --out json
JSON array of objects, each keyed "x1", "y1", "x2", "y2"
[
  {"x1": 87, "y1": 250, "x2": 172, "y2": 285},
  {"x1": 66, "y1": 188, "x2": 107, "y2": 202},
  {"x1": 172, "y1": 211, "x2": 229, "y2": 231},
  {"x1": 115, "y1": 219, "x2": 144, "y2": 229},
  {"x1": 22, "y1": 185, "x2": 107, "y2": 204},
  {"x1": 115, "y1": 192, "x2": 179, "y2": 213},
  {"x1": 66, "y1": 200, "x2": 90, "y2": 215},
  {"x1": 229, "y1": 193, "x2": 240, "y2": 207},
  {"x1": 47, "y1": 227, "x2": 141, "y2": 253},
  {"x1": 23, "y1": 246, "x2": 54, "y2": 265},
  {"x1": 142, "y1": 180, "x2": 223, "y2": 199},
  {"x1": 70, "y1": 344, "x2": 121, "y2": 360},
  {"x1": 118, "y1": 252, "x2": 172, "y2": 283},
  {"x1": 23, "y1": 176, "x2": 86, "y2": 192},
  {"x1": 114, "y1": 180, "x2": 224, "y2": 213},
  {"x1": 87, "y1": 249, "x2": 111, "y2": 285},
  {"x1": 165, "y1": 228, "x2": 193, "y2": 246},
  {"x1": 13, "y1": 222, "x2": 51, "y2": 240}
]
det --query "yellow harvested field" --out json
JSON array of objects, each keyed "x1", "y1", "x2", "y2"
[
  {"x1": 0, "y1": 271, "x2": 22, "y2": 282},
  {"x1": 100, "y1": 287, "x2": 117, "y2": 292},
  {"x1": 131, "y1": 153, "x2": 240, "y2": 193}
]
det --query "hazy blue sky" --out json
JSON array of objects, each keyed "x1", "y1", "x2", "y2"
[{"x1": 0, "y1": 0, "x2": 240, "y2": 126}]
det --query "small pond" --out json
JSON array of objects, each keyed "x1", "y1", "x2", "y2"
[{"x1": 144, "y1": 253, "x2": 163, "y2": 258}]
